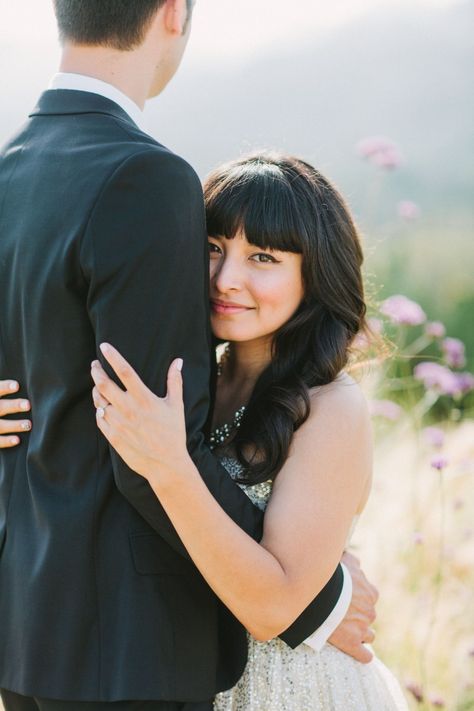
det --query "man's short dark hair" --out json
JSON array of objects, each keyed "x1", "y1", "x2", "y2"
[{"x1": 53, "y1": 0, "x2": 169, "y2": 51}]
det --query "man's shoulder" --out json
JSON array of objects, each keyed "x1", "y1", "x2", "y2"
[
  {"x1": 86, "y1": 113, "x2": 198, "y2": 185},
  {"x1": 118, "y1": 140, "x2": 199, "y2": 178},
  {"x1": 105, "y1": 140, "x2": 202, "y2": 196}
]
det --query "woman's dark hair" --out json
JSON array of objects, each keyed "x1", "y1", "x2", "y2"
[
  {"x1": 204, "y1": 152, "x2": 368, "y2": 484},
  {"x1": 53, "y1": 0, "x2": 169, "y2": 51}
]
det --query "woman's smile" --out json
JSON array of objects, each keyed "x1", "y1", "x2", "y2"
[{"x1": 210, "y1": 298, "x2": 255, "y2": 316}]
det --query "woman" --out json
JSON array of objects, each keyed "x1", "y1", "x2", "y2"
[{"x1": 0, "y1": 154, "x2": 408, "y2": 710}]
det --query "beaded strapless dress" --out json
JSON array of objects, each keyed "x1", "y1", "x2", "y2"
[{"x1": 213, "y1": 455, "x2": 409, "y2": 711}]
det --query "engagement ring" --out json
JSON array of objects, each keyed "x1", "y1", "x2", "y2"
[{"x1": 96, "y1": 404, "x2": 110, "y2": 419}]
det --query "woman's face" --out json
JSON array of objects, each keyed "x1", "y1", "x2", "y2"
[{"x1": 209, "y1": 231, "x2": 304, "y2": 344}]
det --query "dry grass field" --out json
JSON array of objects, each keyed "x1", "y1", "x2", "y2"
[{"x1": 354, "y1": 420, "x2": 474, "y2": 710}]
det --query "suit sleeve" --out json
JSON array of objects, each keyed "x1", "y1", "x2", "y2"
[
  {"x1": 80, "y1": 147, "x2": 343, "y2": 645},
  {"x1": 80, "y1": 148, "x2": 263, "y2": 551}
]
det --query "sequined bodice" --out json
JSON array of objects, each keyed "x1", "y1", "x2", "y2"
[{"x1": 220, "y1": 456, "x2": 272, "y2": 511}]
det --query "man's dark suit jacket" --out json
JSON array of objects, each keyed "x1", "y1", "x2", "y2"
[{"x1": 0, "y1": 90, "x2": 343, "y2": 703}]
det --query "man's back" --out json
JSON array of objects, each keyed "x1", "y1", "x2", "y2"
[{"x1": 0, "y1": 89, "x2": 237, "y2": 702}]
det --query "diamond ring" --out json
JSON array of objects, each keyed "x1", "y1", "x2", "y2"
[{"x1": 96, "y1": 404, "x2": 110, "y2": 419}]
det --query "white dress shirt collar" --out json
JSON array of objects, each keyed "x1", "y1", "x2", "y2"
[{"x1": 49, "y1": 72, "x2": 144, "y2": 130}]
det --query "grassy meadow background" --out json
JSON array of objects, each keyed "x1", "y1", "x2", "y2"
[{"x1": 0, "y1": 0, "x2": 472, "y2": 709}]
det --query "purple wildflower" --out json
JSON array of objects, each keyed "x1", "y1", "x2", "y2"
[
  {"x1": 352, "y1": 331, "x2": 369, "y2": 351},
  {"x1": 372, "y1": 148, "x2": 402, "y2": 169},
  {"x1": 369, "y1": 399, "x2": 403, "y2": 421},
  {"x1": 428, "y1": 694, "x2": 446, "y2": 708},
  {"x1": 368, "y1": 317, "x2": 383, "y2": 334},
  {"x1": 356, "y1": 136, "x2": 403, "y2": 170},
  {"x1": 405, "y1": 680, "x2": 424, "y2": 703},
  {"x1": 442, "y1": 337, "x2": 466, "y2": 368},
  {"x1": 357, "y1": 136, "x2": 393, "y2": 158},
  {"x1": 380, "y1": 295, "x2": 426, "y2": 326},
  {"x1": 414, "y1": 362, "x2": 462, "y2": 396},
  {"x1": 354, "y1": 317, "x2": 383, "y2": 350},
  {"x1": 398, "y1": 200, "x2": 420, "y2": 220},
  {"x1": 456, "y1": 372, "x2": 474, "y2": 394},
  {"x1": 425, "y1": 321, "x2": 446, "y2": 339},
  {"x1": 422, "y1": 426, "x2": 445, "y2": 448},
  {"x1": 431, "y1": 455, "x2": 448, "y2": 471}
]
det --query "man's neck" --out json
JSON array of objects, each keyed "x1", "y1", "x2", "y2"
[{"x1": 59, "y1": 44, "x2": 153, "y2": 110}]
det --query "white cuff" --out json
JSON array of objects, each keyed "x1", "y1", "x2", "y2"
[{"x1": 301, "y1": 562, "x2": 353, "y2": 652}]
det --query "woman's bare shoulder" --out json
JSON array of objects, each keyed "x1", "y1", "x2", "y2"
[
  {"x1": 274, "y1": 372, "x2": 372, "y2": 513},
  {"x1": 307, "y1": 372, "x2": 370, "y2": 425}
]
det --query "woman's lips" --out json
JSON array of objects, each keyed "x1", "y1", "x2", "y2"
[{"x1": 210, "y1": 299, "x2": 253, "y2": 315}]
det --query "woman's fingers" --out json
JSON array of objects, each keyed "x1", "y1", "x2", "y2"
[
  {"x1": 99, "y1": 343, "x2": 145, "y2": 396},
  {"x1": 0, "y1": 435, "x2": 21, "y2": 449},
  {"x1": 166, "y1": 358, "x2": 184, "y2": 403},
  {"x1": 95, "y1": 404, "x2": 123, "y2": 447},
  {"x1": 364, "y1": 628, "x2": 376, "y2": 644},
  {"x1": 0, "y1": 418, "x2": 32, "y2": 434},
  {"x1": 92, "y1": 386, "x2": 109, "y2": 410},
  {"x1": 0, "y1": 384, "x2": 31, "y2": 448},
  {"x1": 91, "y1": 361, "x2": 127, "y2": 409},
  {"x1": 0, "y1": 398, "x2": 31, "y2": 417},
  {"x1": 0, "y1": 380, "x2": 19, "y2": 396}
]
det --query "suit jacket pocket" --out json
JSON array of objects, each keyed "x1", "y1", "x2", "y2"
[{"x1": 129, "y1": 531, "x2": 195, "y2": 575}]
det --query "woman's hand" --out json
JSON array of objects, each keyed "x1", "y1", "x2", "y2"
[
  {"x1": 91, "y1": 343, "x2": 189, "y2": 485},
  {"x1": 0, "y1": 380, "x2": 32, "y2": 448}
]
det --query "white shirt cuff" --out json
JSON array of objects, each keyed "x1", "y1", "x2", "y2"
[{"x1": 301, "y1": 562, "x2": 353, "y2": 652}]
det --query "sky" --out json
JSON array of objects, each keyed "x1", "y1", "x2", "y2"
[
  {"x1": 0, "y1": 0, "x2": 464, "y2": 140},
  {"x1": 0, "y1": 0, "x2": 462, "y2": 64}
]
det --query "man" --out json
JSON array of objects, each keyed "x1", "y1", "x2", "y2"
[{"x1": 0, "y1": 2, "x2": 377, "y2": 709}]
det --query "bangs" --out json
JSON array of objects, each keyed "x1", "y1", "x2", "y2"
[{"x1": 205, "y1": 159, "x2": 304, "y2": 253}]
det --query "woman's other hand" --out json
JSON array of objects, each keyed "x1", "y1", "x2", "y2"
[
  {"x1": 91, "y1": 343, "x2": 188, "y2": 485},
  {"x1": 0, "y1": 380, "x2": 31, "y2": 448}
]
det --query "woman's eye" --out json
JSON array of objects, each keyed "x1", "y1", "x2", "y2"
[
  {"x1": 208, "y1": 242, "x2": 222, "y2": 255},
  {"x1": 251, "y1": 253, "x2": 279, "y2": 264}
]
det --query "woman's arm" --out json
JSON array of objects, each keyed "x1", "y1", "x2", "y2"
[
  {"x1": 0, "y1": 381, "x2": 31, "y2": 448},
  {"x1": 92, "y1": 347, "x2": 371, "y2": 641}
]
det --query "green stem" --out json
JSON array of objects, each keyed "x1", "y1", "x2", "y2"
[
  {"x1": 419, "y1": 469, "x2": 446, "y2": 708},
  {"x1": 404, "y1": 334, "x2": 433, "y2": 357}
]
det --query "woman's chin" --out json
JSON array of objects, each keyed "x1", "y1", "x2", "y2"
[
  {"x1": 211, "y1": 324, "x2": 250, "y2": 343},
  {"x1": 212, "y1": 329, "x2": 240, "y2": 343}
]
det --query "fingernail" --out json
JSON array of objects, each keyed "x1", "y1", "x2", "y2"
[
  {"x1": 9, "y1": 381, "x2": 19, "y2": 391},
  {"x1": 176, "y1": 358, "x2": 183, "y2": 372},
  {"x1": 100, "y1": 343, "x2": 111, "y2": 355},
  {"x1": 91, "y1": 360, "x2": 100, "y2": 368},
  {"x1": 10, "y1": 437, "x2": 20, "y2": 445},
  {"x1": 21, "y1": 421, "x2": 32, "y2": 431},
  {"x1": 20, "y1": 400, "x2": 30, "y2": 411}
]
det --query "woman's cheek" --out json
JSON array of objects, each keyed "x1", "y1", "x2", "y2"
[
  {"x1": 209, "y1": 259, "x2": 219, "y2": 282},
  {"x1": 256, "y1": 271, "x2": 298, "y2": 310}
]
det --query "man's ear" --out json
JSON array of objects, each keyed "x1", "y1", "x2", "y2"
[{"x1": 163, "y1": 0, "x2": 189, "y2": 36}]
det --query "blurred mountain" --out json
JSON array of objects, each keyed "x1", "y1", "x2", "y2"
[
  {"x1": 0, "y1": 2, "x2": 471, "y2": 226},
  {"x1": 147, "y1": 0, "x2": 473, "y2": 225}
]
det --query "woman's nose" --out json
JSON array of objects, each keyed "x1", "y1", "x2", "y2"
[{"x1": 213, "y1": 256, "x2": 244, "y2": 293}]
